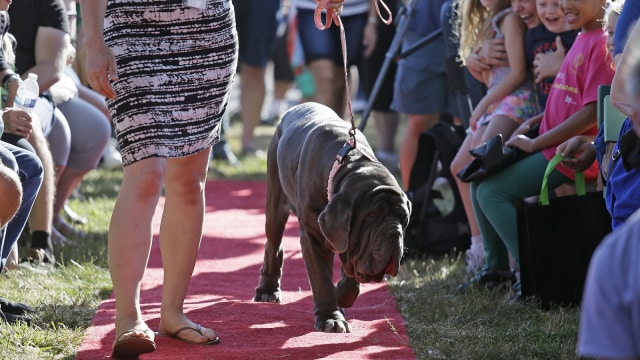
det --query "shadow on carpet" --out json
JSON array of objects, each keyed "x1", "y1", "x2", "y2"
[{"x1": 76, "y1": 180, "x2": 414, "y2": 359}]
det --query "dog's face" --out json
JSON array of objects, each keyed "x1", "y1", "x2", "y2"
[{"x1": 318, "y1": 179, "x2": 411, "y2": 283}]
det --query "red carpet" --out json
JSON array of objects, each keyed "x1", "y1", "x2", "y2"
[{"x1": 77, "y1": 180, "x2": 414, "y2": 359}]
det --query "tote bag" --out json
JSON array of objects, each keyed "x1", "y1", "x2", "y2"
[{"x1": 517, "y1": 154, "x2": 612, "y2": 309}]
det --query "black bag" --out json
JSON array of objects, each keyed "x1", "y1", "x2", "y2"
[
  {"x1": 404, "y1": 118, "x2": 471, "y2": 259},
  {"x1": 517, "y1": 154, "x2": 612, "y2": 309},
  {"x1": 457, "y1": 124, "x2": 539, "y2": 183}
]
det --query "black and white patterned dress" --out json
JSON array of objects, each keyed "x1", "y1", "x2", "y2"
[{"x1": 104, "y1": 0, "x2": 238, "y2": 166}]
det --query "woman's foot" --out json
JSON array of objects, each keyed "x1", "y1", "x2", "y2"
[
  {"x1": 112, "y1": 327, "x2": 156, "y2": 358},
  {"x1": 157, "y1": 318, "x2": 219, "y2": 345}
]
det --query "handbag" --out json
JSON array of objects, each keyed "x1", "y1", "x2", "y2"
[
  {"x1": 517, "y1": 154, "x2": 612, "y2": 309},
  {"x1": 456, "y1": 124, "x2": 539, "y2": 183}
]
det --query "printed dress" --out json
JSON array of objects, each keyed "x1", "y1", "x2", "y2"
[
  {"x1": 104, "y1": 0, "x2": 238, "y2": 166},
  {"x1": 475, "y1": 7, "x2": 539, "y2": 131}
]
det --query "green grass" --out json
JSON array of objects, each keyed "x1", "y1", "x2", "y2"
[{"x1": 0, "y1": 120, "x2": 582, "y2": 359}]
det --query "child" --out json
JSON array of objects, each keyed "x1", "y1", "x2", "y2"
[
  {"x1": 465, "y1": 0, "x2": 614, "y2": 298},
  {"x1": 528, "y1": 0, "x2": 579, "y2": 110},
  {"x1": 604, "y1": 1, "x2": 624, "y2": 60},
  {"x1": 451, "y1": 0, "x2": 539, "y2": 273}
]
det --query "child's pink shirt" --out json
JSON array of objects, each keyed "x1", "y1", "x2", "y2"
[{"x1": 540, "y1": 28, "x2": 615, "y2": 181}]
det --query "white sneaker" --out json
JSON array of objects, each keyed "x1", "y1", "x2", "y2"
[
  {"x1": 465, "y1": 243, "x2": 486, "y2": 274},
  {"x1": 101, "y1": 138, "x2": 122, "y2": 169}
]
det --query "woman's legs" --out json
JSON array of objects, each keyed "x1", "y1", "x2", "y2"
[
  {"x1": 157, "y1": 147, "x2": 217, "y2": 343},
  {"x1": 308, "y1": 59, "x2": 346, "y2": 115},
  {"x1": 109, "y1": 157, "x2": 165, "y2": 340}
]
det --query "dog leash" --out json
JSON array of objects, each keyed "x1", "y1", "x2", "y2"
[
  {"x1": 314, "y1": 0, "x2": 392, "y2": 147},
  {"x1": 316, "y1": 0, "x2": 392, "y2": 201}
]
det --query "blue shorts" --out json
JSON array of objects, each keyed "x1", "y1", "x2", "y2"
[
  {"x1": 392, "y1": 66, "x2": 455, "y2": 115},
  {"x1": 296, "y1": 9, "x2": 367, "y2": 67},
  {"x1": 232, "y1": 0, "x2": 280, "y2": 67}
]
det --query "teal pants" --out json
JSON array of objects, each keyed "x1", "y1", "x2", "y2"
[{"x1": 471, "y1": 152, "x2": 570, "y2": 270}]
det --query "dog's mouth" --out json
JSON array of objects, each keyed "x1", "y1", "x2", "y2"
[{"x1": 347, "y1": 252, "x2": 399, "y2": 283}]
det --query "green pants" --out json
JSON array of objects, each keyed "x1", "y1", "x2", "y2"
[{"x1": 471, "y1": 152, "x2": 569, "y2": 270}]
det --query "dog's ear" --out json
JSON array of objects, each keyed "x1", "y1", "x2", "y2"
[{"x1": 318, "y1": 192, "x2": 351, "y2": 253}]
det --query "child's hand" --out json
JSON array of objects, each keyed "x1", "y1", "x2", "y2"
[
  {"x1": 505, "y1": 134, "x2": 535, "y2": 153},
  {"x1": 533, "y1": 36, "x2": 565, "y2": 83},
  {"x1": 478, "y1": 38, "x2": 507, "y2": 66},
  {"x1": 557, "y1": 136, "x2": 597, "y2": 172},
  {"x1": 469, "y1": 103, "x2": 487, "y2": 131}
]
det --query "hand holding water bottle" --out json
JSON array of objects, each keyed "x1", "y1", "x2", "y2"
[
  {"x1": 14, "y1": 73, "x2": 39, "y2": 114},
  {"x1": 1, "y1": 73, "x2": 38, "y2": 139}
]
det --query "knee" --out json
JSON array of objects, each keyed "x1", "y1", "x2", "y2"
[
  {"x1": 0, "y1": 164, "x2": 22, "y2": 225},
  {"x1": 169, "y1": 178, "x2": 205, "y2": 205}
]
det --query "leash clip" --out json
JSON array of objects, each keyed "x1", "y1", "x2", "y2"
[{"x1": 336, "y1": 142, "x2": 355, "y2": 164}]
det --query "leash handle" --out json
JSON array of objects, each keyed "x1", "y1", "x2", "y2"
[
  {"x1": 314, "y1": 0, "x2": 342, "y2": 30},
  {"x1": 372, "y1": 0, "x2": 393, "y2": 25},
  {"x1": 314, "y1": 0, "x2": 392, "y2": 30}
]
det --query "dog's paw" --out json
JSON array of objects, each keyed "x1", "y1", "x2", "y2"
[
  {"x1": 254, "y1": 289, "x2": 281, "y2": 303},
  {"x1": 314, "y1": 311, "x2": 351, "y2": 333}
]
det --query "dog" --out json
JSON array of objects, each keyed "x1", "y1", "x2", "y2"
[{"x1": 254, "y1": 102, "x2": 411, "y2": 333}]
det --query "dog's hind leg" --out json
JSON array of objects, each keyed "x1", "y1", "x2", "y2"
[{"x1": 255, "y1": 142, "x2": 289, "y2": 303}]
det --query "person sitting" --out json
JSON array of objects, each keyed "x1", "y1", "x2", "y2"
[
  {"x1": 462, "y1": 0, "x2": 614, "y2": 300},
  {"x1": 0, "y1": 140, "x2": 43, "y2": 324}
]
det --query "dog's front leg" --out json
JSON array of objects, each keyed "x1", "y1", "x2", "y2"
[{"x1": 301, "y1": 230, "x2": 351, "y2": 333}]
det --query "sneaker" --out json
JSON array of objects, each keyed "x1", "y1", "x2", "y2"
[
  {"x1": 101, "y1": 138, "x2": 123, "y2": 169},
  {"x1": 507, "y1": 271, "x2": 531, "y2": 304},
  {"x1": 455, "y1": 264, "x2": 515, "y2": 294},
  {"x1": 21, "y1": 246, "x2": 56, "y2": 266},
  {"x1": 465, "y1": 243, "x2": 486, "y2": 274}
]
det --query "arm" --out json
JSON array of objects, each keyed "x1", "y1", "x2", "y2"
[
  {"x1": 25, "y1": 28, "x2": 71, "y2": 93},
  {"x1": 78, "y1": 0, "x2": 117, "y2": 99},
  {"x1": 469, "y1": 14, "x2": 528, "y2": 127},
  {"x1": 465, "y1": 38, "x2": 507, "y2": 81},
  {"x1": 362, "y1": 2, "x2": 378, "y2": 58},
  {"x1": 506, "y1": 102, "x2": 598, "y2": 153}
]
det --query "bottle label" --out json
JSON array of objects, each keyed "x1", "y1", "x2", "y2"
[{"x1": 15, "y1": 95, "x2": 37, "y2": 109}]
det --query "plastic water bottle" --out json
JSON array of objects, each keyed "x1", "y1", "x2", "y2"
[{"x1": 15, "y1": 73, "x2": 39, "y2": 114}]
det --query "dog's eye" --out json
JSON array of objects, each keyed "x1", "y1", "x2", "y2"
[{"x1": 366, "y1": 211, "x2": 381, "y2": 220}]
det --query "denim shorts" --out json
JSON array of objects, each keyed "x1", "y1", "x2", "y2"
[
  {"x1": 233, "y1": 0, "x2": 280, "y2": 67},
  {"x1": 296, "y1": 9, "x2": 367, "y2": 67}
]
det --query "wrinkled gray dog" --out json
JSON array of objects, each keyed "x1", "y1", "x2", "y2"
[{"x1": 254, "y1": 102, "x2": 411, "y2": 333}]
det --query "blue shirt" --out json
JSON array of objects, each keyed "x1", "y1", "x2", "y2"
[{"x1": 605, "y1": 118, "x2": 640, "y2": 229}]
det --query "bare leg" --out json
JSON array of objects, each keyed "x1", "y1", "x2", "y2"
[
  {"x1": 450, "y1": 129, "x2": 485, "y2": 238},
  {"x1": 109, "y1": 157, "x2": 164, "y2": 341},
  {"x1": 53, "y1": 167, "x2": 88, "y2": 217},
  {"x1": 373, "y1": 110, "x2": 399, "y2": 153},
  {"x1": 157, "y1": 148, "x2": 217, "y2": 343},
  {"x1": 399, "y1": 113, "x2": 440, "y2": 190},
  {"x1": 239, "y1": 63, "x2": 267, "y2": 152},
  {"x1": 308, "y1": 59, "x2": 346, "y2": 115},
  {"x1": 27, "y1": 123, "x2": 55, "y2": 236}
]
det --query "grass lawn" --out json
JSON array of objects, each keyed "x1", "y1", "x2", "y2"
[{"x1": 0, "y1": 117, "x2": 582, "y2": 359}]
